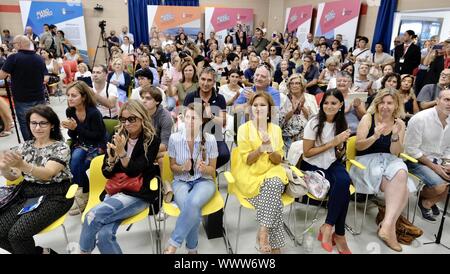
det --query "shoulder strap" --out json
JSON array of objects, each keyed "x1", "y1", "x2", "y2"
[{"x1": 355, "y1": 48, "x2": 369, "y2": 58}]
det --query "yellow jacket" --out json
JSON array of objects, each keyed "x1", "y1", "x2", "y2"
[{"x1": 234, "y1": 121, "x2": 288, "y2": 198}]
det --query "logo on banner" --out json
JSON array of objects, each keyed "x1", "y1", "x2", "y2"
[
  {"x1": 66, "y1": 0, "x2": 82, "y2": 6},
  {"x1": 36, "y1": 8, "x2": 53, "y2": 20},
  {"x1": 161, "y1": 13, "x2": 175, "y2": 23},
  {"x1": 217, "y1": 14, "x2": 230, "y2": 24},
  {"x1": 324, "y1": 10, "x2": 336, "y2": 23}
]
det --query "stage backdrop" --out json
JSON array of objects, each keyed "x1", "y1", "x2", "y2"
[
  {"x1": 284, "y1": 5, "x2": 313, "y2": 44},
  {"x1": 147, "y1": 5, "x2": 201, "y2": 40},
  {"x1": 204, "y1": 7, "x2": 254, "y2": 48},
  {"x1": 314, "y1": 0, "x2": 361, "y2": 49},
  {"x1": 19, "y1": 0, "x2": 88, "y2": 61}
]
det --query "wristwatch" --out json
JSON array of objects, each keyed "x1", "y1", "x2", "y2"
[{"x1": 391, "y1": 135, "x2": 399, "y2": 142}]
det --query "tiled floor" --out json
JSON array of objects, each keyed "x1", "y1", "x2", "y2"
[{"x1": 0, "y1": 96, "x2": 449, "y2": 254}]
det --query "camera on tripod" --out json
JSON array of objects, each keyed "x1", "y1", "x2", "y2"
[{"x1": 98, "y1": 20, "x2": 106, "y2": 30}]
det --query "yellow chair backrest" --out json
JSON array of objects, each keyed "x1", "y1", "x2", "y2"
[
  {"x1": 161, "y1": 153, "x2": 174, "y2": 183},
  {"x1": 6, "y1": 176, "x2": 23, "y2": 186},
  {"x1": 346, "y1": 136, "x2": 357, "y2": 170},
  {"x1": 228, "y1": 147, "x2": 241, "y2": 194},
  {"x1": 82, "y1": 155, "x2": 107, "y2": 222}
]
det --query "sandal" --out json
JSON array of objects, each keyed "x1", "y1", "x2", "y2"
[
  {"x1": 163, "y1": 246, "x2": 177, "y2": 254},
  {"x1": 0, "y1": 131, "x2": 12, "y2": 137}
]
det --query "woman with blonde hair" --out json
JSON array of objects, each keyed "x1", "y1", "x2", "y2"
[
  {"x1": 79, "y1": 100, "x2": 160, "y2": 254},
  {"x1": 350, "y1": 88, "x2": 412, "y2": 252},
  {"x1": 108, "y1": 58, "x2": 131, "y2": 106}
]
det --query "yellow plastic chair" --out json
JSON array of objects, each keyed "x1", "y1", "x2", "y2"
[
  {"x1": 160, "y1": 153, "x2": 229, "y2": 253},
  {"x1": 81, "y1": 155, "x2": 159, "y2": 253},
  {"x1": 7, "y1": 177, "x2": 79, "y2": 246},
  {"x1": 103, "y1": 119, "x2": 119, "y2": 137},
  {"x1": 345, "y1": 136, "x2": 424, "y2": 235},
  {"x1": 223, "y1": 147, "x2": 303, "y2": 253}
]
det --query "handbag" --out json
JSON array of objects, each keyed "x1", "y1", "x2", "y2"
[
  {"x1": 282, "y1": 162, "x2": 307, "y2": 198},
  {"x1": 0, "y1": 183, "x2": 24, "y2": 212},
  {"x1": 304, "y1": 170, "x2": 330, "y2": 200},
  {"x1": 376, "y1": 206, "x2": 423, "y2": 245},
  {"x1": 105, "y1": 172, "x2": 143, "y2": 196}
]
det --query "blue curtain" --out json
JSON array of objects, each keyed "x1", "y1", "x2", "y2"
[
  {"x1": 128, "y1": 0, "x2": 161, "y2": 47},
  {"x1": 371, "y1": 0, "x2": 397, "y2": 53},
  {"x1": 164, "y1": 0, "x2": 199, "y2": 5}
]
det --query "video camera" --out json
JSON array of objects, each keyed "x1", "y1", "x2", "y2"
[{"x1": 98, "y1": 20, "x2": 106, "y2": 30}]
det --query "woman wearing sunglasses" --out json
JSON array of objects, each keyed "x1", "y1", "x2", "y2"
[
  {"x1": 164, "y1": 103, "x2": 217, "y2": 254},
  {"x1": 78, "y1": 100, "x2": 160, "y2": 254}
]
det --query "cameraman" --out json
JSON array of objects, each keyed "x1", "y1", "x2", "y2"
[{"x1": 106, "y1": 30, "x2": 120, "y2": 54}]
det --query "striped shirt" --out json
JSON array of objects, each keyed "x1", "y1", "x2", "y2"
[{"x1": 168, "y1": 129, "x2": 218, "y2": 182}]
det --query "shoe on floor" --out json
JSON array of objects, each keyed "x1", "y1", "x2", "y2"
[
  {"x1": 69, "y1": 190, "x2": 88, "y2": 216},
  {"x1": 431, "y1": 204, "x2": 440, "y2": 216},
  {"x1": 418, "y1": 199, "x2": 437, "y2": 223}
]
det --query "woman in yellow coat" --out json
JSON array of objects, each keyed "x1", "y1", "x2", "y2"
[{"x1": 235, "y1": 91, "x2": 288, "y2": 254}]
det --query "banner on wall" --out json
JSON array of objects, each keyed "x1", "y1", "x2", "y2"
[
  {"x1": 205, "y1": 7, "x2": 254, "y2": 48},
  {"x1": 314, "y1": 0, "x2": 360, "y2": 49},
  {"x1": 147, "y1": 5, "x2": 201, "y2": 40},
  {"x1": 284, "y1": 5, "x2": 313, "y2": 44},
  {"x1": 19, "y1": 1, "x2": 88, "y2": 61}
]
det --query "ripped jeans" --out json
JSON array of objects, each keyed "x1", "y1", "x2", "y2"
[{"x1": 79, "y1": 192, "x2": 148, "y2": 254}]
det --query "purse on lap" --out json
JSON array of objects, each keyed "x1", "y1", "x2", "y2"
[
  {"x1": 303, "y1": 170, "x2": 330, "y2": 200},
  {"x1": 105, "y1": 172, "x2": 143, "y2": 196}
]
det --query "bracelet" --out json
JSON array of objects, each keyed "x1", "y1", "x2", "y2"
[
  {"x1": 391, "y1": 135, "x2": 399, "y2": 142},
  {"x1": 26, "y1": 164, "x2": 34, "y2": 175}
]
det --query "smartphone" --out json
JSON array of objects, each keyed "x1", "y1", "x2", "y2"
[
  {"x1": 432, "y1": 44, "x2": 443, "y2": 50},
  {"x1": 18, "y1": 196, "x2": 44, "y2": 215}
]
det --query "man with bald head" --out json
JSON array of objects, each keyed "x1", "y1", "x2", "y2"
[
  {"x1": 0, "y1": 35, "x2": 48, "y2": 140},
  {"x1": 24, "y1": 26, "x2": 39, "y2": 50}
]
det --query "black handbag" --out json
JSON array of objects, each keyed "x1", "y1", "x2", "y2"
[{"x1": 0, "y1": 183, "x2": 24, "y2": 212}]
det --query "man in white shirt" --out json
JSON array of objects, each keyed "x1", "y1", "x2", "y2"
[
  {"x1": 301, "y1": 33, "x2": 315, "y2": 53},
  {"x1": 91, "y1": 65, "x2": 119, "y2": 118},
  {"x1": 405, "y1": 89, "x2": 450, "y2": 222}
]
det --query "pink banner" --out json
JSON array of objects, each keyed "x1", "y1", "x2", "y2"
[
  {"x1": 318, "y1": 0, "x2": 360, "y2": 35},
  {"x1": 210, "y1": 8, "x2": 253, "y2": 33},
  {"x1": 286, "y1": 5, "x2": 313, "y2": 33}
]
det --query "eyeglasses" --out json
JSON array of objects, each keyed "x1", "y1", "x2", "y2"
[
  {"x1": 119, "y1": 116, "x2": 138, "y2": 124},
  {"x1": 30, "y1": 121, "x2": 50, "y2": 128},
  {"x1": 440, "y1": 73, "x2": 450, "y2": 78},
  {"x1": 270, "y1": 49, "x2": 276, "y2": 52}
]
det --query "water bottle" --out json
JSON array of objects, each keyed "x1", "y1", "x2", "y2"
[{"x1": 303, "y1": 228, "x2": 314, "y2": 253}]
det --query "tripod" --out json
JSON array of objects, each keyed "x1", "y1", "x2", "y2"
[
  {"x1": 424, "y1": 185, "x2": 450, "y2": 249},
  {"x1": 4, "y1": 77, "x2": 21, "y2": 144},
  {"x1": 92, "y1": 27, "x2": 109, "y2": 68}
]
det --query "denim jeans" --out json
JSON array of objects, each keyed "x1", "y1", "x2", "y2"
[
  {"x1": 70, "y1": 147, "x2": 91, "y2": 193},
  {"x1": 169, "y1": 178, "x2": 216, "y2": 251},
  {"x1": 79, "y1": 192, "x2": 148, "y2": 254},
  {"x1": 14, "y1": 100, "x2": 46, "y2": 141}
]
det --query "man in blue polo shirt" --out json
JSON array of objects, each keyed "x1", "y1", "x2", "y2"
[
  {"x1": 0, "y1": 35, "x2": 48, "y2": 140},
  {"x1": 184, "y1": 67, "x2": 229, "y2": 168},
  {"x1": 235, "y1": 64, "x2": 280, "y2": 108}
]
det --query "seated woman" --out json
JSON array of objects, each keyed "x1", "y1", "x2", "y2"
[
  {"x1": 164, "y1": 103, "x2": 217, "y2": 254},
  {"x1": 398, "y1": 74, "x2": 419, "y2": 123},
  {"x1": 74, "y1": 63, "x2": 92, "y2": 87},
  {"x1": 301, "y1": 89, "x2": 352, "y2": 254},
  {"x1": 107, "y1": 58, "x2": 131, "y2": 107},
  {"x1": 234, "y1": 92, "x2": 287, "y2": 254},
  {"x1": 62, "y1": 81, "x2": 106, "y2": 215},
  {"x1": 349, "y1": 89, "x2": 410, "y2": 252},
  {"x1": 0, "y1": 105, "x2": 73, "y2": 254},
  {"x1": 79, "y1": 100, "x2": 160, "y2": 254},
  {"x1": 280, "y1": 74, "x2": 318, "y2": 150}
]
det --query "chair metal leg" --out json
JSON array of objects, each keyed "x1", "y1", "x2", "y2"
[
  {"x1": 222, "y1": 210, "x2": 233, "y2": 254},
  {"x1": 304, "y1": 197, "x2": 310, "y2": 232},
  {"x1": 147, "y1": 216, "x2": 155, "y2": 254},
  {"x1": 62, "y1": 224, "x2": 69, "y2": 246},
  {"x1": 345, "y1": 194, "x2": 368, "y2": 236},
  {"x1": 235, "y1": 206, "x2": 242, "y2": 254},
  {"x1": 283, "y1": 204, "x2": 299, "y2": 246},
  {"x1": 412, "y1": 182, "x2": 425, "y2": 224}
]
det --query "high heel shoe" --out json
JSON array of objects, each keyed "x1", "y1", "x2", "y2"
[
  {"x1": 317, "y1": 229, "x2": 333, "y2": 252},
  {"x1": 377, "y1": 224, "x2": 402, "y2": 252},
  {"x1": 332, "y1": 233, "x2": 352, "y2": 254}
]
